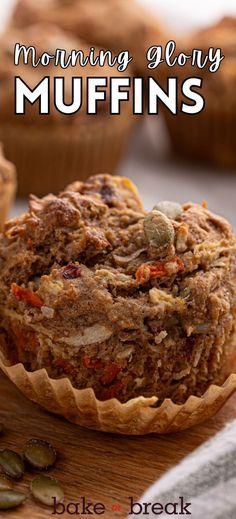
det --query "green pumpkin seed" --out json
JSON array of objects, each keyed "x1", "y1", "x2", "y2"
[
  {"x1": 31, "y1": 475, "x2": 64, "y2": 506},
  {"x1": 0, "y1": 475, "x2": 13, "y2": 491},
  {"x1": 23, "y1": 439, "x2": 57, "y2": 470},
  {"x1": 153, "y1": 201, "x2": 182, "y2": 220},
  {"x1": 0, "y1": 490, "x2": 26, "y2": 510},
  {"x1": 144, "y1": 210, "x2": 174, "y2": 249},
  {"x1": 0, "y1": 450, "x2": 24, "y2": 479}
]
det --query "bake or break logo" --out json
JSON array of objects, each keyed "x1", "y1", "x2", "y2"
[{"x1": 14, "y1": 41, "x2": 224, "y2": 116}]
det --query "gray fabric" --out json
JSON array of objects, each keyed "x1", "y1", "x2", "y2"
[{"x1": 129, "y1": 420, "x2": 236, "y2": 518}]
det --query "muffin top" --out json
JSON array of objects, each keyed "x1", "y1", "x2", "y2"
[
  {"x1": 0, "y1": 144, "x2": 16, "y2": 192},
  {"x1": 186, "y1": 17, "x2": 236, "y2": 56},
  {"x1": 0, "y1": 174, "x2": 235, "y2": 333},
  {"x1": 0, "y1": 24, "x2": 132, "y2": 125},
  {"x1": 11, "y1": 0, "x2": 168, "y2": 77},
  {"x1": 178, "y1": 17, "x2": 236, "y2": 98}
]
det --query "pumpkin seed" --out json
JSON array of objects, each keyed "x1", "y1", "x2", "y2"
[
  {"x1": 23, "y1": 439, "x2": 57, "y2": 470},
  {"x1": 153, "y1": 201, "x2": 182, "y2": 220},
  {"x1": 144, "y1": 210, "x2": 174, "y2": 249},
  {"x1": 0, "y1": 450, "x2": 24, "y2": 479},
  {"x1": 0, "y1": 490, "x2": 26, "y2": 510},
  {"x1": 31, "y1": 475, "x2": 64, "y2": 506},
  {"x1": 0, "y1": 475, "x2": 13, "y2": 491}
]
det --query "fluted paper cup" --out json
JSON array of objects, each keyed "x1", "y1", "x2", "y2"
[
  {"x1": 164, "y1": 100, "x2": 236, "y2": 170},
  {"x1": 0, "y1": 111, "x2": 136, "y2": 197},
  {"x1": 0, "y1": 180, "x2": 16, "y2": 230},
  {"x1": 1, "y1": 349, "x2": 236, "y2": 435}
]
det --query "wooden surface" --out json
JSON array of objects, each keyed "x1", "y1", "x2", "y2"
[{"x1": 0, "y1": 370, "x2": 236, "y2": 518}]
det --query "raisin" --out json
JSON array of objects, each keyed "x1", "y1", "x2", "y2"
[
  {"x1": 62, "y1": 263, "x2": 81, "y2": 280},
  {"x1": 100, "y1": 184, "x2": 114, "y2": 207}
]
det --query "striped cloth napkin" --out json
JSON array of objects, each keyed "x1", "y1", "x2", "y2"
[{"x1": 129, "y1": 420, "x2": 236, "y2": 519}]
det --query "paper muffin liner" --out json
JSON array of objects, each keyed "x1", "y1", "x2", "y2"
[
  {"x1": 0, "y1": 111, "x2": 137, "y2": 197},
  {"x1": 0, "y1": 181, "x2": 16, "y2": 230},
  {"x1": 163, "y1": 101, "x2": 236, "y2": 170},
  {"x1": 1, "y1": 350, "x2": 236, "y2": 435}
]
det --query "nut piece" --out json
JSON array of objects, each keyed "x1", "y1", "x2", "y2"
[
  {"x1": 0, "y1": 475, "x2": 13, "y2": 491},
  {"x1": 149, "y1": 287, "x2": 176, "y2": 305},
  {"x1": 0, "y1": 450, "x2": 24, "y2": 479},
  {"x1": 31, "y1": 475, "x2": 64, "y2": 507},
  {"x1": 153, "y1": 201, "x2": 182, "y2": 220},
  {"x1": 41, "y1": 306, "x2": 55, "y2": 319},
  {"x1": 144, "y1": 210, "x2": 174, "y2": 249},
  {"x1": 23, "y1": 439, "x2": 57, "y2": 470},
  {"x1": 0, "y1": 491, "x2": 26, "y2": 510},
  {"x1": 176, "y1": 223, "x2": 189, "y2": 252},
  {"x1": 61, "y1": 324, "x2": 112, "y2": 347}
]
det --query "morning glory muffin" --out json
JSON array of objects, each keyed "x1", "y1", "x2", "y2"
[
  {"x1": 0, "y1": 174, "x2": 235, "y2": 406},
  {"x1": 0, "y1": 25, "x2": 135, "y2": 196},
  {"x1": 0, "y1": 145, "x2": 16, "y2": 230},
  {"x1": 164, "y1": 17, "x2": 236, "y2": 169}
]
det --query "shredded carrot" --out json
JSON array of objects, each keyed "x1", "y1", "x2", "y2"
[
  {"x1": 99, "y1": 363, "x2": 121, "y2": 385},
  {"x1": 11, "y1": 283, "x2": 43, "y2": 308},
  {"x1": 13, "y1": 326, "x2": 39, "y2": 352},
  {"x1": 136, "y1": 257, "x2": 184, "y2": 285},
  {"x1": 82, "y1": 356, "x2": 104, "y2": 370},
  {"x1": 53, "y1": 358, "x2": 77, "y2": 377},
  {"x1": 27, "y1": 238, "x2": 33, "y2": 248},
  {"x1": 100, "y1": 381, "x2": 123, "y2": 400}
]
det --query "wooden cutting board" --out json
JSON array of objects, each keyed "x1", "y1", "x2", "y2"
[{"x1": 0, "y1": 369, "x2": 236, "y2": 519}]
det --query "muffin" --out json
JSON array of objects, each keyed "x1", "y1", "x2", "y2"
[
  {"x1": 0, "y1": 145, "x2": 16, "y2": 230},
  {"x1": 0, "y1": 25, "x2": 136, "y2": 196},
  {"x1": 11, "y1": 0, "x2": 168, "y2": 79},
  {"x1": 163, "y1": 17, "x2": 236, "y2": 169},
  {"x1": 0, "y1": 173, "x2": 235, "y2": 422}
]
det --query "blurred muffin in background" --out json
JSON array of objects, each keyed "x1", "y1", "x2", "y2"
[
  {"x1": 0, "y1": 145, "x2": 16, "y2": 229},
  {"x1": 11, "y1": 0, "x2": 168, "y2": 80},
  {"x1": 164, "y1": 17, "x2": 236, "y2": 170},
  {"x1": 0, "y1": 24, "x2": 136, "y2": 197}
]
